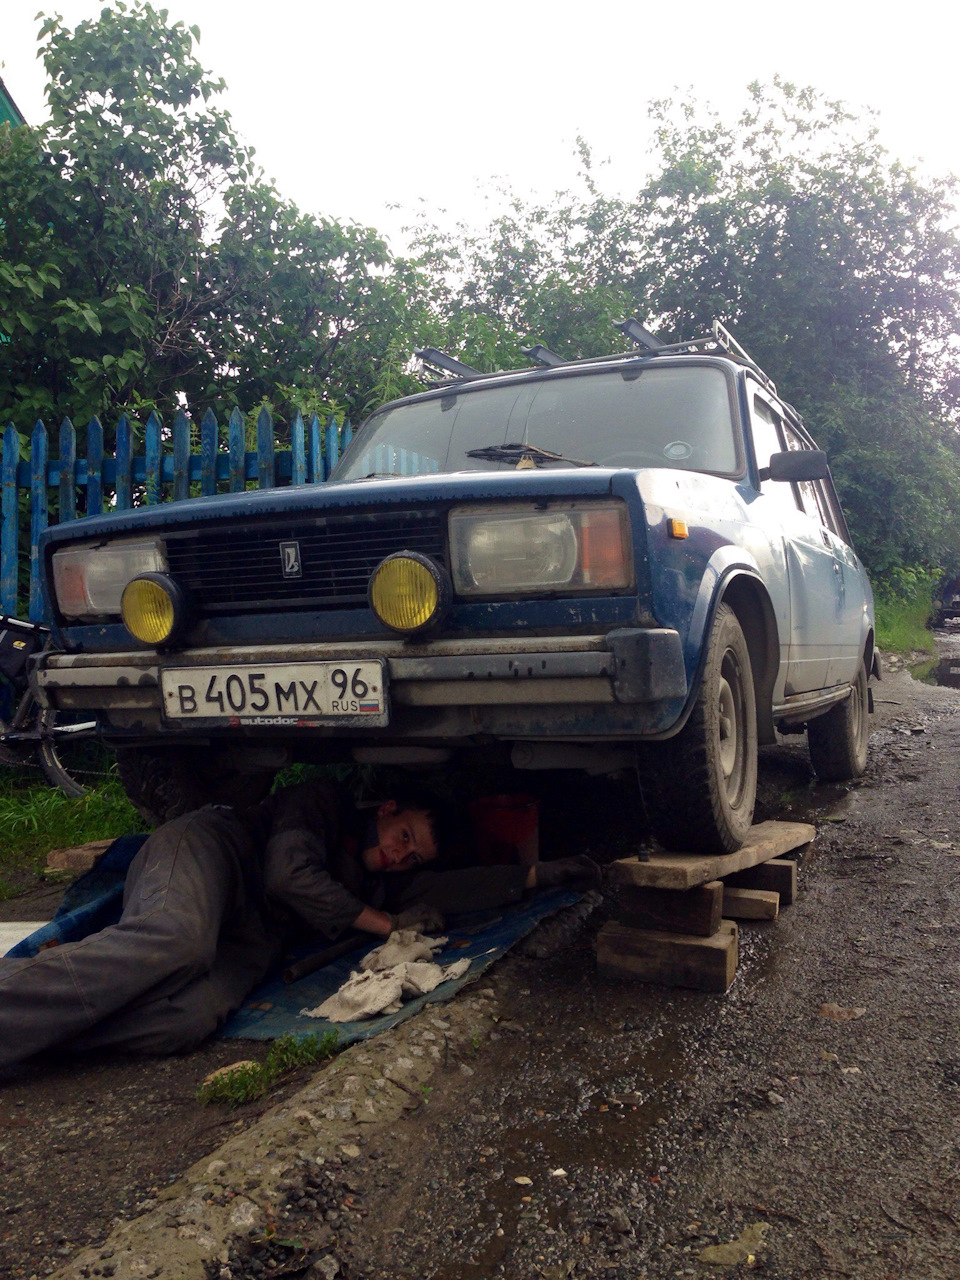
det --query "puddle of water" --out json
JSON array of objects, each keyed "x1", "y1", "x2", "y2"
[
  {"x1": 920, "y1": 657, "x2": 960, "y2": 689},
  {"x1": 771, "y1": 779, "x2": 860, "y2": 825}
]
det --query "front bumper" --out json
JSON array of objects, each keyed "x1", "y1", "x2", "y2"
[{"x1": 34, "y1": 628, "x2": 687, "y2": 740}]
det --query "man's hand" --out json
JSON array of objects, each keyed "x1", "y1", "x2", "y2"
[{"x1": 390, "y1": 902, "x2": 446, "y2": 934}]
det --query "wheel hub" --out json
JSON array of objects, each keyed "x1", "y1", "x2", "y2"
[{"x1": 718, "y1": 674, "x2": 738, "y2": 781}]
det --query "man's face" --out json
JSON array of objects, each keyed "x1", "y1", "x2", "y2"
[{"x1": 360, "y1": 800, "x2": 439, "y2": 873}]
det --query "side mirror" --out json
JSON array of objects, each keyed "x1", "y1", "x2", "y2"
[{"x1": 760, "y1": 449, "x2": 830, "y2": 483}]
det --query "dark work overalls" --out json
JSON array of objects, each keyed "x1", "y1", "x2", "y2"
[{"x1": 0, "y1": 783, "x2": 528, "y2": 1069}]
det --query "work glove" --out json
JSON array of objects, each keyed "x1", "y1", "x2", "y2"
[
  {"x1": 389, "y1": 902, "x2": 446, "y2": 934},
  {"x1": 535, "y1": 855, "x2": 603, "y2": 891}
]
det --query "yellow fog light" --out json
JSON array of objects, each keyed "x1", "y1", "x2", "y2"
[
  {"x1": 121, "y1": 573, "x2": 186, "y2": 646},
  {"x1": 369, "y1": 552, "x2": 450, "y2": 634}
]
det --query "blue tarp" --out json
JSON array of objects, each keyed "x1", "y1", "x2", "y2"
[
  {"x1": 5, "y1": 836, "x2": 584, "y2": 1046},
  {"x1": 222, "y1": 886, "x2": 583, "y2": 1045},
  {"x1": 5, "y1": 835, "x2": 148, "y2": 958}
]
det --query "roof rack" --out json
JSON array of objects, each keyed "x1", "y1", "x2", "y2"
[
  {"x1": 521, "y1": 344, "x2": 565, "y2": 368},
  {"x1": 709, "y1": 320, "x2": 778, "y2": 397},
  {"x1": 413, "y1": 319, "x2": 781, "y2": 402},
  {"x1": 413, "y1": 348, "x2": 483, "y2": 381}
]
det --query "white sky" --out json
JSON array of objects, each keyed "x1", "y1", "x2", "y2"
[{"x1": 3, "y1": 0, "x2": 959, "y2": 251}]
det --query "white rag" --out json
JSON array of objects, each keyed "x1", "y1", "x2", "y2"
[{"x1": 300, "y1": 930, "x2": 471, "y2": 1022}]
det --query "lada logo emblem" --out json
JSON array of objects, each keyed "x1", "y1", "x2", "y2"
[{"x1": 280, "y1": 541, "x2": 302, "y2": 579}]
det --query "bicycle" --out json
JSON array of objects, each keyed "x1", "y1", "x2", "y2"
[{"x1": 0, "y1": 616, "x2": 100, "y2": 797}]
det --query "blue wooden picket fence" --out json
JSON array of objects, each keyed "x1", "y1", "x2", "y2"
[{"x1": 2, "y1": 406, "x2": 353, "y2": 623}]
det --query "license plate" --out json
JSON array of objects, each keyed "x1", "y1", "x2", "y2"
[{"x1": 160, "y1": 660, "x2": 388, "y2": 726}]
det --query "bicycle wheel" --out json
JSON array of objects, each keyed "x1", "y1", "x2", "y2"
[{"x1": 35, "y1": 705, "x2": 104, "y2": 797}]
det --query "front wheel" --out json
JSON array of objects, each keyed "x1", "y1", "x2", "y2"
[
  {"x1": 639, "y1": 602, "x2": 758, "y2": 854},
  {"x1": 807, "y1": 662, "x2": 869, "y2": 782}
]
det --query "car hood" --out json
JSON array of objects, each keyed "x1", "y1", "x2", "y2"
[{"x1": 40, "y1": 469, "x2": 622, "y2": 548}]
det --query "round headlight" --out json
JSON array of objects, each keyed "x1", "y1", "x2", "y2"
[
  {"x1": 369, "y1": 553, "x2": 450, "y2": 634},
  {"x1": 121, "y1": 573, "x2": 186, "y2": 645}
]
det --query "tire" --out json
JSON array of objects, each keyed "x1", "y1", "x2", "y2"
[
  {"x1": 116, "y1": 746, "x2": 276, "y2": 827},
  {"x1": 639, "y1": 602, "x2": 758, "y2": 854},
  {"x1": 37, "y1": 708, "x2": 89, "y2": 798},
  {"x1": 28, "y1": 705, "x2": 111, "y2": 797},
  {"x1": 807, "y1": 661, "x2": 869, "y2": 782}
]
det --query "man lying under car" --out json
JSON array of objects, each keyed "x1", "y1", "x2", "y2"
[{"x1": 0, "y1": 779, "x2": 599, "y2": 1071}]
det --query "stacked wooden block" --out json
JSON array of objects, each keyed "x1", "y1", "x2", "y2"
[{"x1": 596, "y1": 820, "x2": 815, "y2": 992}]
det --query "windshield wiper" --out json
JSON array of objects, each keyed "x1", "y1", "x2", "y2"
[{"x1": 465, "y1": 442, "x2": 596, "y2": 468}]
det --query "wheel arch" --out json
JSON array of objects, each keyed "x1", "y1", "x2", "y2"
[{"x1": 718, "y1": 573, "x2": 780, "y2": 746}]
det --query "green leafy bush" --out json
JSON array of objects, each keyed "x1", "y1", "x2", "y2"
[{"x1": 874, "y1": 566, "x2": 938, "y2": 656}]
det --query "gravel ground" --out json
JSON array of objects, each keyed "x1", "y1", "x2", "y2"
[{"x1": 2, "y1": 648, "x2": 959, "y2": 1280}]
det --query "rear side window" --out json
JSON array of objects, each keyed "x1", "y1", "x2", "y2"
[{"x1": 781, "y1": 422, "x2": 841, "y2": 535}]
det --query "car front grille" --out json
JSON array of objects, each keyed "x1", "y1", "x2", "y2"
[{"x1": 165, "y1": 510, "x2": 446, "y2": 614}]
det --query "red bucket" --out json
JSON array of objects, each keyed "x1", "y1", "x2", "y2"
[{"x1": 468, "y1": 794, "x2": 539, "y2": 867}]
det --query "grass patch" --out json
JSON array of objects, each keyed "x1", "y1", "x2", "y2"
[
  {"x1": 0, "y1": 769, "x2": 148, "y2": 887},
  {"x1": 197, "y1": 1032, "x2": 339, "y2": 1107},
  {"x1": 874, "y1": 569, "x2": 938, "y2": 657}
]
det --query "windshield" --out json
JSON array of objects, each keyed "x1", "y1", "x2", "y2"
[{"x1": 331, "y1": 364, "x2": 739, "y2": 481}]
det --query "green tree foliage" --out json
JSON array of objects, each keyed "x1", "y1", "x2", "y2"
[
  {"x1": 0, "y1": 2, "x2": 411, "y2": 426},
  {"x1": 407, "y1": 82, "x2": 960, "y2": 576},
  {"x1": 634, "y1": 83, "x2": 960, "y2": 574},
  {"x1": 4, "y1": 13, "x2": 960, "y2": 581},
  {"x1": 407, "y1": 163, "x2": 640, "y2": 369}
]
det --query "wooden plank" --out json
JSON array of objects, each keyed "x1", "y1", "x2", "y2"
[
  {"x1": 46, "y1": 839, "x2": 113, "y2": 873},
  {"x1": 58, "y1": 417, "x2": 76, "y2": 522},
  {"x1": 173, "y1": 408, "x2": 190, "y2": 502},
  {"x1": 228, "y1": 408, "x2": 245, "y2": 493},
  {"x1": 2, "y1": 425, "x2": 19, "y2": 615},
  {"x1": 144, "y1": 410, "x2": 162, "y2": 506},
  {"x1": 29, "y1": 420, "x2": 48, "y2": 623},
  {"x1": 257, "y1": 406, "x2": 274, "y2": 489},
  {"x1": 324, "y1": 415, "x2": 340, "y2": 478},
  {"x1": 86, "y1": 416, "x2": 103, "y2": 517},
  {"x1": 722, "y1": 887, "x2": 780, "y2": 921},
  {"x1": 200, "y1": 408, "x2": 218, "y2": 497},
  {"x1": 308, "y1": 413, "x2": 322, "y2": 483},
  {"x1": 596, "y1": 920, "x2": 738, "y2": 993},
  {"x1": 616, "y1": 881, "x2": 723, "y2": 937},
  {"x1": 115, "y1": 414, "x2": 133, "y2": 512},
  {"x1": 291, "y1": 410, "x2": 306, "y2": 487},
  {"x1": 608, "y1": 820, "x2": 815, "y2": 891},
  {"x1": 724, "y1": 858, "x2": 798, "y2": 907}
]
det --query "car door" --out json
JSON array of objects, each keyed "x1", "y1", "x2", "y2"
[
  {"x1": 784, "y1": 434, "x2": 866, "y2": 686},
  {"x1": 750, "y1": 396, "x2": 844, "y2": 693}
]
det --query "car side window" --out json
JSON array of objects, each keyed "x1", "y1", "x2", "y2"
[
  {"x1": 751, "y1": 396, "x2": 800, "y2": 514},
  {"x1": 781, "y1": 423, "x2": 841, "y2": 535}
]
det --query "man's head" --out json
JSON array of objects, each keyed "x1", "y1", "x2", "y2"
[{"x1": 359, "y1": 788, "x2": 455, "y2": 873}]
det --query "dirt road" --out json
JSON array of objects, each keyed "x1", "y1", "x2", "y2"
[{"x1": 2, "y1": 650, "x2": 960, "y2": 1280}]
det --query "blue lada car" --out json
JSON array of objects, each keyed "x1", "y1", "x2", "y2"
[{"x1": 33, "y1": 323, "x2": 877, "y2": 854}]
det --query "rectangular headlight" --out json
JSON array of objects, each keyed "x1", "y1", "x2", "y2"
[
  {"x1": 52, "y1": 539, "x2": 167, "y2": 619},
  {"x1": 449, "y1": 502, "x2": 632, "y2": 596}
]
